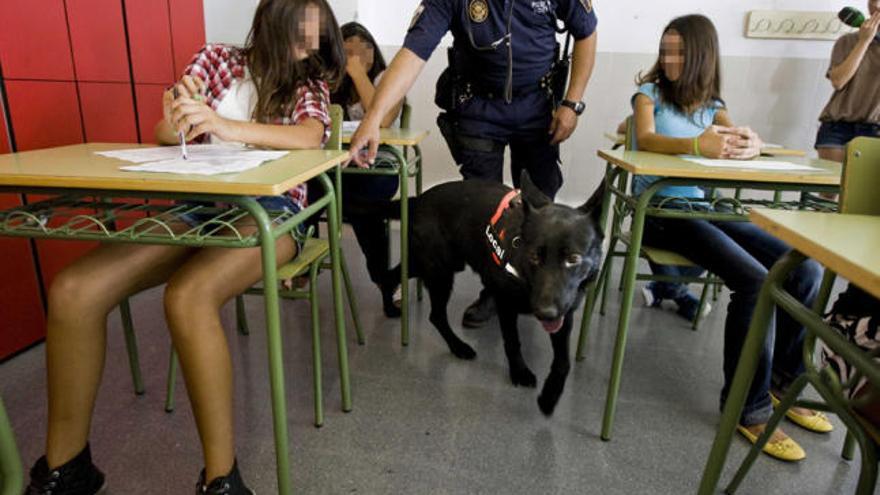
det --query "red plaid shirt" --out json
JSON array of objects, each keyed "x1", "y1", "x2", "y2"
[{"x1": 183, "y1": 43, "x2": 333, "y2": 207}]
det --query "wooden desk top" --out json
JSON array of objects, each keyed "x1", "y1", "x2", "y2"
[
  {"x1": 0, "y1": 143, "x2": 350, "y2": 196},
  {"x1": 598, "y1": 149, "x2": 840, "y2": 186},
  {"x1": 341, "y1": 128, "x2": 429, "y2": 146},
  {"x1": 751, "y1": 209, "x2": 880, "y2": 299}
]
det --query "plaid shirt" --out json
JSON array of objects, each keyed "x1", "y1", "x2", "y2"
[{"x1": 183, "y1": 43, "x2": 334, "y2": 207}]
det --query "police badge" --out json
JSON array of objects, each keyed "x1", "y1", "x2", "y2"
[{"x1": 469, "y1": 0, "x2": 489, "y2": 23}]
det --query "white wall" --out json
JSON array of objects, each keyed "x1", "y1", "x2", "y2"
[{"x1": 203, "y1": 0, "x2": 849, "y2": 204}]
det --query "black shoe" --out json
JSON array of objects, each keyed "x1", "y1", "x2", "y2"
[
  {"x1": 462, "y1": 292, "x2": 495, "y2": 328},
  {"x1": 380, "y1": 281, "x2": 402, "y2": 318},
  {"x1": 196, "y1": 461, "x2": 255, "y2": 495},
  {"x1": 26, "y1": 444, "x2": 105, "y2": 495}
]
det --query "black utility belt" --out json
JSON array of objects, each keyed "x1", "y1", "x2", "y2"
[{"x1": 458, "y1": 80, "x2": 545, "y2": 100}]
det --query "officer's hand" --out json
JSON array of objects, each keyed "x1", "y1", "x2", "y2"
[
  {"x1": 549, "y1": 106, "x2": 578, "y2": 145},
  {"x1": 348, "y1": 118, "x2": 380, "y2": 168}
]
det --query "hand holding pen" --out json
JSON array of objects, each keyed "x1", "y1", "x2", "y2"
[{"x1": 168, "y1": 76, "x2": 239, "y2": 143}]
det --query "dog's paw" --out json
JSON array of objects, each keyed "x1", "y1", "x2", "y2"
[
  {"x1": 450, "y1": 342, "x2": 477, "y2": 360},
  {"x1": 509, "y1": 365, "x2": 537, "y2": 388},
  {"x1": 537, "y1": 392, "x2": 559, "y2": 416}
]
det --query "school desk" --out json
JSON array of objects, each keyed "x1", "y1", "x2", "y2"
[
  {"x1": 578, "y1": 149, "x2": 842, "y2": 442},
  {"x1": 342, "y1": 127, "x2": 429, "y2": 346},
  {"x1": 699, "y1": 210, "x2": 880, "y2": 494},
  {"x1": 0, "y1": 396, "x2": 22, "y2": 495},
  {"x1": 0, "y1": 143, "x2": 350, "y2": 495}
]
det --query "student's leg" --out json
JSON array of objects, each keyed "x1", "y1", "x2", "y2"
[
  {"x1": 713, "y1": 221, "x2": 823, "y2": 395},
  {"x1": 817, "y1": 146, "x2": 845, "y2": 163},
  {"x1": 45, "y1": 243, "x2": 193, "y2": 467},
  {"x1": 163, "y1": 230, "x2": 296, "y2": 481},
  {"x1": 643, "y1": 217, "x2": 776, "y2": 426}
]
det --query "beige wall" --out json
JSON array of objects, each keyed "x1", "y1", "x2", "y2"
[{"x1": 384, "y1": 46, "x2": 835, "y2": 205}]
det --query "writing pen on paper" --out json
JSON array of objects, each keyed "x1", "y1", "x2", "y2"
[{"x1": 172, "y1": 86, "x2": 188, "y2": 160}]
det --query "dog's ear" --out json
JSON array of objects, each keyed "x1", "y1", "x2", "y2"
[
  {"x1": 519, "y1": 170, "x2": 551, "y2": 211},
  {"x1": 578, "y1": 181, "x2": 605, "y2": 227}
]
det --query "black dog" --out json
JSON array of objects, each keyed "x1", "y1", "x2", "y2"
[{"x1": 389, "y1": 172, "x2": 605, "y2": 415}]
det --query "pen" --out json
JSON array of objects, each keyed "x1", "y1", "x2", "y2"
[{"x1": 172, "y1": 86, "x2": 188, "y2": 160}]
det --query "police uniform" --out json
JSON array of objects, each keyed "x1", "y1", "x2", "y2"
[{"x1": 404, "y1": 0, "x2": 597, "y2": 199}]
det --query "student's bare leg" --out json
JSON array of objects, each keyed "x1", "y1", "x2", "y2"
[
  {"x1": 817, "y1": 146, "x2": 845, "y2": 163},
  {"x1": 163, "y1": 230, "x2": 296, "y2": 480},
  {"x1": 45, "y1": 243, "x2": 193, "y2": 467}
]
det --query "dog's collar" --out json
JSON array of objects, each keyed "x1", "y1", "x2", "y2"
[{"x1": 485, "y1": 189, "x2": 522, "y2": 279}]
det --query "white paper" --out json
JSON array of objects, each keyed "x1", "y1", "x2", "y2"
[
  {"x1": 342, "y1": 121, "x2": 360, "y2": 133},
  {"x1": 683, "y1": 157, "x2": 820, "y2": 171},
  {"x1": 98, "y1": 145, "x2": 288, "y2": 176}
]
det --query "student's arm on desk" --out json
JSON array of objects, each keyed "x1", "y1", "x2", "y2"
[
  {"x1": 155, "y1": 99, "x2": 324, "y2": 150},
  {"x1": 632, "y1": 94, "x2": 731, "y2": 158}
]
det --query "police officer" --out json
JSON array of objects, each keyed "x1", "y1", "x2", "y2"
[{"x1": 350, "y1": 0, "x2": 597, "y2": 327}]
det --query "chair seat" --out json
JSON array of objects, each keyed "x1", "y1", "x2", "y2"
[
  {"x1": 619, "y1": 231, "x2": 698, "y2": 267},
  {"x1": 278, "y1": 237, "x2": 330, "y2": 281}
]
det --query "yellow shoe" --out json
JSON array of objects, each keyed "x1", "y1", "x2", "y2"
[
  {"x1": 770, "y1": 393, "x2": 834, "y2": 433},
  {"x1": 737, "y1": 425, "x2": 806, "y2": 462}
]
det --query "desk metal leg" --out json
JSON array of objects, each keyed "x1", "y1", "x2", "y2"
[
  {"x1": 414, "y1": 145, "x2": 424, "y2": 302},
  {"x1": 399, "y1": 157, "x2": 410, "y2": 346},
  {"x1": 244, "y1": 198, "x2": 293, "y2": 494},
  {"x1": 0, "y1": 397, "x2": 23, "y2": 495},
  {"x1": 697, "y1": 251, "x2": 804, "y2": 495},
  {"x1": 319, "y1": 173, "x2": 352, "y2": 411}
]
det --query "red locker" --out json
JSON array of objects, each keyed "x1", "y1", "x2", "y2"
[
  {"x1": 66, "y1": 0, "x2": 131, "y2": 82},
  {"x1": 0, "y1": 99, "x2": 10, "y2": 154},
  {"x1": 0, "y1": 0, "x2": 75, "y2": 81},
  {"x1": 4, "y1": 81, "x2": 83, "y2": 151},
  {"x1": 135, "y1": 84, "x2": 167, "y2": 143},
  {"x1": 0, "y1": 194, "x2": 47, "y2": 360},
  {"x1": 125, "y1": 0, "x2": 176, "y2": 84},
  {"x1": 169, "y1": 0, "x2": 206, "y2": 77},
  {"x1": 79, "y1": 82, "x2": 138, "y2": 143}
]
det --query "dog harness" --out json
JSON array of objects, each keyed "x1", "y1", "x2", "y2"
[{"x1": 485, "y1": 189, "x2": 522, "y2": 280}]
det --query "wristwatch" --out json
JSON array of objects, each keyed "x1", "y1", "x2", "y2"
[{"x1": 560, "y1": 99, "x2": 586, "y2": 116}]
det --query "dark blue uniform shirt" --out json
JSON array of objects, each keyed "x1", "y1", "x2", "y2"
[{"x1": 404, "y1": 0, "x2": 597, "y2": 92}]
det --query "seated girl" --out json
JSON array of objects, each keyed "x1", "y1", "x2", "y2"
[
  {"x1": 25, "y1": 1, "x2": 344, "y2": 494},
  {"x1": 330, "y1": 21, "x2": 405, "y2": 317},
  {"x1": 632, "y1": 14, "x2": 828, "y2": 462}
]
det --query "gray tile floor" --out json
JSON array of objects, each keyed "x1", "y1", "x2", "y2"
[{"x1": 1, "y1": 229, "x2": 873, "y2": 494}]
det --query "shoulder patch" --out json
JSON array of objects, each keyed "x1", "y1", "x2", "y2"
[
  {"x1": 579, "y1": 0, "x2": 592, "y2": 13},
  {"x1": 409, "y1": 2, "x2": 426, "y2": 30}
]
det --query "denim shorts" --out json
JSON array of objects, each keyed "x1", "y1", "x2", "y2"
[
  {"x1": 815, "y1": 121, "x2": 880, "y2": 149},
  {"x1": 179, "y1": 195, "x2": 305, "y2": 244}
]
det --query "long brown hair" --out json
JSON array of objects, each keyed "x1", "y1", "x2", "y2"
[
  {"x1": 637, "y1": 14, "x2": 724, "y2": 115},
  {"x1": 243, "y1": 0, "x2": 346, "y2": 123}
]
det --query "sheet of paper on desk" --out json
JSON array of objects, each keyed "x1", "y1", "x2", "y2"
[
  {"x1": 342, "y1": 121, "x2": 360, "y2": 133},
  {"x1": 97, "y1": 144, "x2": 288, "y2": 175},
  {"x1": 683, "y1": 157, "x2": 820, "y2": 171}
]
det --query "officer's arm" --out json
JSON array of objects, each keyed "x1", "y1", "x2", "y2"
[
  {"x1": 564, "y1": 32, "x2": 597, "y2": 105},
  {"x1": 361, "y1": 48, "x2": 425, "y2": 129}
]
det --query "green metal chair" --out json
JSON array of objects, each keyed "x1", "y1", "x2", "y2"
[
  {"x1": 724, "y1": 136, "x2": 880, "y2": 494},
  {"x1": 576, "y1": 116, "x2": 718, "y2": 360},
  {"x1": 0, "y1": 397, "x2": 23, "y2": 495},
  {"x1": 164, "y1": 104, "x2": 364, "y2": 427}
]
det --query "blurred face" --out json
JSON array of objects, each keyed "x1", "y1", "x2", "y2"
[
  {"x1": 660, "y1": 29, "x2": 684, "y2": 82},
  {"x1": 293, "y1": 3, "x2": 322, "y2": 61},
  {"x1": 344, "y1": 35, "x2": 375, "y2": 71},
  {"x1": 870, "y1": 0, "x2": 880, "y2": 16}
]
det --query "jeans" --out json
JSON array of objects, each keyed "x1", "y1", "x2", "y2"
[
  {"x1": 643, "y1": 216, "x2": 823, "y2": 425},
  {"x1": 646, "y1": 263, "x2": 704, "y2": 301}
]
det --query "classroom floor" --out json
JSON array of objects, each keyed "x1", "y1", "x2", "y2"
[{"x1": 1, "y1": 228, "x2": 871, "y2": 494}]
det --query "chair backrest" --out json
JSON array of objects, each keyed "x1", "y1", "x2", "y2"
[
  {"x1": 624, "y1": 115, "x2": 637, "y2": 151},
  {"x1": 841, "y1": 137, "x2": 880, "y2": 215},
  {"x1": 327, "y1": 103, "x2": 344, "y2": 151},
  {"x1": 399, "y1": 101, "x2": 412, "y2": 130}
]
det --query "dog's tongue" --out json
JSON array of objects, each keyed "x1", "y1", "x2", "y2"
[{"x1": 540, "y1": 318, "x2": 564, "y2": 334}]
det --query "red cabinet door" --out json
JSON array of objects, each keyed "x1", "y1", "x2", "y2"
[
  {"x1": 125, "y1": 0, "x2": 176, "y2": 84},
  {"x1": 0, "y1": 96, "x2": 10, "y2": 154},
  {"x1": 169, "y1": 0, "x2": 206, "y2": 77},
  {"x1": 79, "y1": 82, "x2": 138, "y2": 143},
  {"x1": 4, "y1": 81, "x2": 83, "y2": 151},
  {"x1": 0, "y1": 194, "x2": 47, "y2": 360},
  {"x1": 66, "y1": 0, "x2": 131, "y2": 82},
  {"x1": 0, "y1": 0, "x2": 75, "y2": 81},
  {"x1": 135, "y1": 84, "x2": 167, "y2": 143}
]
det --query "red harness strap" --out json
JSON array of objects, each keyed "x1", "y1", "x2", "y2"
[{"x1": 490, "y1": 189, "x2": 521, "y2": 227}]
